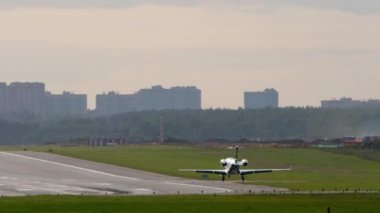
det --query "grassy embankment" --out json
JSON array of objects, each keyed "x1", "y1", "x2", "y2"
[
  {"x1": 7, "y1": 145, "x2": 380, "y2": 191},
  {"x1": 0, "y1": 194, "x2": 379, "y2": 213}
]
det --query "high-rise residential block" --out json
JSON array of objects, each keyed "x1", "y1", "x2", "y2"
[
  {"x1": 96, "y1": 92, "x2": 136, "y2": 115},
  {"x1": 321, "y1": 97, "x2": 380, "y2": 109},
  {"x1": 244, "y1": 88, "x2": 279, "y2": 109},
  {"x1": 6, "y1": 82, "x2": 46, "y2": 115},
  {"x1": 45, "y1": 92, "x2": 87, "y2": 115},
  {"x1": 96, "y1": 85, "x2": 202, "y2": 115},
  {"x1": 135, "y1": 85, "x2": 201, "y2": 111},
  {"x1": 0, "y1": 82, "x2": 88, "y2": 116},
  {"x1": 0, "y1": 82, "x2": 7, "y2": 113}
]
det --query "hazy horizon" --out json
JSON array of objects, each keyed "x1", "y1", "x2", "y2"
[{"x1": 1, "y1": 0, "x2": 379, "y2": 109}]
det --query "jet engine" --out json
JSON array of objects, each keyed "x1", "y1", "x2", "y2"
[
  {"x1": 220, "y1": 159, "x2": 227, "y2": 167},
  {"x1": 240, "y1": 159, "x2": 248, "y2": 166}
]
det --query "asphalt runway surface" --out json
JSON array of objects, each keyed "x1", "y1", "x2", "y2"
[{"x1": 0, "y1": 151, "x2": 289, "y2": 196}]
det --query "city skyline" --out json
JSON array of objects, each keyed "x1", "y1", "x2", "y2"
[
  {"x1": 0, "y1": 82, "x2": 202, "y2": 114},
  {"x1": 0, "y1": 82, "x2": 87, "y2": 116},
  {"x1": 2, "y1": 81, "x2": 380, "y2": 111},
  {"x1": 1, "y1": 1, "x2": 379, "y2": 109}
]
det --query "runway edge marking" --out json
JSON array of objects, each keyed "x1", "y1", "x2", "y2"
[
  {"x1": 165, "y1": 181, "x2": 232, "y2": 192},
  {"x1": 0, "y1": 152, "x2": 140, "y2": 181}
]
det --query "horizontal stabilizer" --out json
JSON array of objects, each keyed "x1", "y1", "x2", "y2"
[
  {"x1": 179, "y1": 169, "x2": 228, "y2": 175},
  {"x1": 240, "y1": 168, "x2": 291, "y2": 175}
]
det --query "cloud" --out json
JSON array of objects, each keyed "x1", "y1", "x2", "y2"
[
  {"x1": 0, "y1": 0, "x2": 379, "y2": 15},
  {"x1": 261, "y1": 0, "x2": 380, "y2": 15},
  {"x1": 0, "y1": 0, "x2": 199, "y2": 9}
]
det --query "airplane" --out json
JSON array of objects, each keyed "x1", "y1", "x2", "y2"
[{"x1": 179, "y1": 146, "x2": 291, "y2": 182}]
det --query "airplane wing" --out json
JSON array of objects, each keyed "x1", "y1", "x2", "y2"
[
  {"x1": 179, "y1": 169, "x2": 228, "y2": 175},
  {"x1": 240, "y1": 168, "x2": 291, "y2": 175}
]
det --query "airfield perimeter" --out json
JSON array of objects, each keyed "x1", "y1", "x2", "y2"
[{"x1": 0, "y1": 151, "x2": 287, "y2": 196}]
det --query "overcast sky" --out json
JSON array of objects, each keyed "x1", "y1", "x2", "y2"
[{"x1": 1, "y1": 1, "x2": 379, "y2": 109}]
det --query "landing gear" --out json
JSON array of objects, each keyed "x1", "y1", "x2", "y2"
[
  {"x1": 241, "y1": 175, "x2": 245, "y2": 183},
  {"x1": 221, "y1": 175, "x2": 225, "y2": 182}
]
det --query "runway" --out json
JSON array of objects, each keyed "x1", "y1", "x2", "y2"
[{"x1": 0, "y1": 151, "x2": 288, "y2": 196}]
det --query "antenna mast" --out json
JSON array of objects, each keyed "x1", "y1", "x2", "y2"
[{"x1": 159, "y1": 116, "x2": 164, "y2": 144}]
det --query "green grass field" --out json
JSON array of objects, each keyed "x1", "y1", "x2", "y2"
[
  {"x1": 0, "y1": 194, "x2": 379, "y2": 213},
  {"x1": 11, "y1": 145, "x2": 380, "y2": 191}
]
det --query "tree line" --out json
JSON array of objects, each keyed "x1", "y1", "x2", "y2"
[{"x1": 1, "y1": 108, "x2": 380, "y2": 145}]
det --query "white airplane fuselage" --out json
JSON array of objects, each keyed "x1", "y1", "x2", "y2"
[{"x1": 220, "y1": 157, "x2": 248, "y2": 176}]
